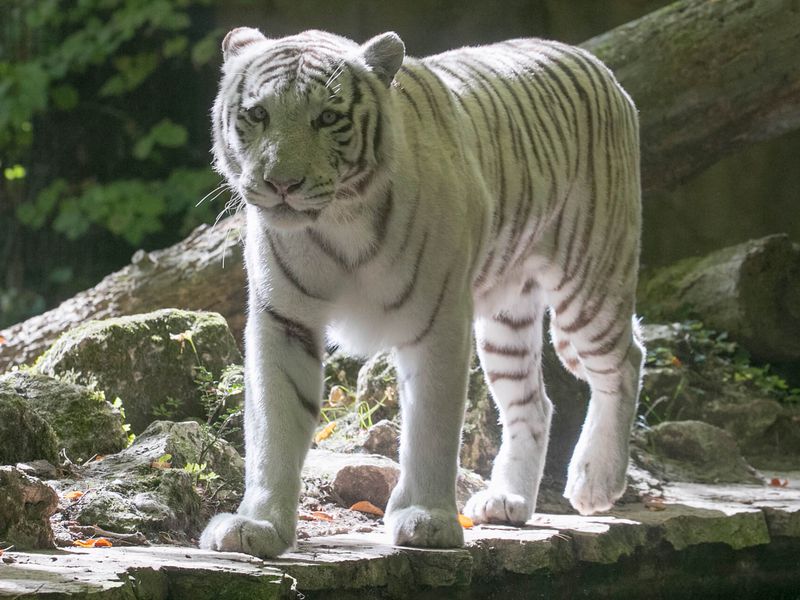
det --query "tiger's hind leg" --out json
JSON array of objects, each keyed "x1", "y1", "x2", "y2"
[
  {"x1": 550, "y1": 296, "x2": 644, "y2": 515},
  {"x1": 464, "y1": 281, "x2": 552, "y2": 525}
]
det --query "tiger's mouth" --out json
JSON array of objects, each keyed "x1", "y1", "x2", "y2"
[{"x1": 258, "y1": 201, "x2": 322, "y2": 225}]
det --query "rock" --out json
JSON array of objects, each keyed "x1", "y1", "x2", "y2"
[
  {"x1": 641, "y1": 420, "x2": 761, "y2": 484},
  {"x1": 359, "y1": 419, "x2": 400, "y2": 461},
  {"x1": 303, "y1": 449, "x2": 484, "y2": 512},
  {"x1": 0, "y1": 466, "x2": 58, "y2": 550},
  {"x1": 54, "y1": 421, "x2": 244, "y2": 540},
  {"x1": 638, "y1": 234, "x2": 800, "y2": 362},
  {"x1": 35, "y1": 309, "x2": 243, "y2": 433},
  {"x1": 460, "y1": 357, "x2": 500, "y2": 476},
  {"x1": 15, "y1": 460, "x2": 59, "y2": 481},
  {"x1": 332, "y1": 464, "x2": 400, "y2": 511},
  {"x1": 323, "y1": 348, "x2": 365, "y2": 394},
  {"x1": 0, "y1": 371, "x2": 127, "y2": 462},
  {"x1": 638, "y1": 322, "x2": 799, "y2": 469},
  {"x1": 355, "y1": 352, "x2": 399, "y2": 422},
  {"x1": 0, "y1": 379, "x2": 59, "y2": 465}
]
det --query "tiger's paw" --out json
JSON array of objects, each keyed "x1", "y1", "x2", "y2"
[
  {"x1": 199, "y1": 513, "x2": 292, "y2": 558},
  {"x1": 386, "y1": 506, "x2": 464, "y2": 548},
  {"x1": 564, "y1": 450, "x2": 627, "y2": 515},
  {"x1": 464, "y1": 489, "x2": 533, "y2": 526}
]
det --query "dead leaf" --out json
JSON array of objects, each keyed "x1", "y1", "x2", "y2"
[
  {"x1": 64, "y1": 491, "x2": 84, "y2": 501},
  {"x1": 73, "y1": 537, "x2": 113, "y2": 548},
  {"x1": 310, "y1": 511, "x2": 334, "y2": 522},
  {"x1": 644, "y1": 496, "x2": 666, "y2": 511},
  {"x1": 327, "y1": 385, "x2": 348, "y2": 407},
  {"x1": 314, "y1": 421, "x2": 337, "y2": 444},
  {"x1": 0, "y1": 335, "x2": 6, "y2": 345},
  {"x1": 92, "y1": 538, "x2": 113, "y2": 547},
  {"x1": 350, "y1": 501, "x2": 384, "y2": 517},
  {"x1": 458, "y1": 514, "x2": 474, "y2": 529},
  {"x1": 769, "y1": 478, "x2": 789, "y2": 487},
  {"x1": 670, "y1": 355, "x2": 683, "y2": 368},
  {"x1": 150, "y1": 460, "x2": 172, "y2": 470}
]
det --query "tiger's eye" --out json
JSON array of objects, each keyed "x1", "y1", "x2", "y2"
[
  {"x1": 318, "y1": 110, "x2": 338, "y2": 126},
  {"x1": 247, "y1": 105, "x2": 269, "y2": 124}
]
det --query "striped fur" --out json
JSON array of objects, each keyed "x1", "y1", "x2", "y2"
[{"x1": 200, "y1": 28, "x2": 644, "y2": 558}]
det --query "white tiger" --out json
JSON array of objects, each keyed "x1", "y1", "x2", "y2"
[{"x1": 200, "y1": 27, "x2": 644, "y2": 558}]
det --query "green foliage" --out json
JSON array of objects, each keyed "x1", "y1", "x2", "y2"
[
  {"x1": 1, "y1": 0, "x2": 229, "y2": 326},
  {"x1": 645, "y1": 321, "x2": 800, "y2": 404}
]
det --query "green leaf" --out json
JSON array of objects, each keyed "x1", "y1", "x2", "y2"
[{"x1": 51, "y1": 84, "x2": 79, "y2": 110}]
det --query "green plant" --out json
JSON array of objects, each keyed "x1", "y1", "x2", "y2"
[
  {"x1": 1, "y1": 0, "x2": 231, "y2": 327},
  {"x1": 183, "y1": 461, "x2": 219, "y2": 484}
]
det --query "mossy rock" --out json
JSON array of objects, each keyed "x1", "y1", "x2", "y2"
[
  {"x1": 35, "y1": 309, "x2": 242, "y2": 433},
  {"x1": 56, "y1": 420, "x2": 244, "y2": 540},
  {"x1": 641, "y1": 420, "x2": 760, "y2": 484},
  {"x1": 638, "y1": 235, "x2": 800, "y2": 362},
  {"x1": 0, "y1": 379, "x2": 59, "y2": 465},
  {"x1": 0, "y1": 371, "x2": 127, "y2": 462},
  {"x1": 0, "y1": 466, "x2": 58, "y2": 550}
]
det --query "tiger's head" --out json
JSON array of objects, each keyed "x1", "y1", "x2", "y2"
[{"x1": 212, "y1": 28, "x2": 405, "y2": 229}]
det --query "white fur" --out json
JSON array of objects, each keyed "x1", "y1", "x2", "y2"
[{"x1": 199, "y1": 29, "x2": 643, "y2": 558}]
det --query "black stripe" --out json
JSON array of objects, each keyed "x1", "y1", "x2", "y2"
[
  {"x1": 398, "y1": 270, "x2": 452, "y2": 348},
  {"x1": 267, "y1": 234, "x2": 328, "y2": 301},
  {"x1": 385, "y1": 232, "x2": 428, "y2": 311},
  {"x1": 259, "y1": 304, "x2": 321, "y2": 362},
  {"x1": 287, "y1": 374, "x2": 320, "y2": 418}
]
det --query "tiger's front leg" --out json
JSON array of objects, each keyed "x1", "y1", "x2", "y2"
[
  {"x1": 199, "y1": 304, "x2": 323, "y2": 558},
  {"x1": 385, "y1": 308, "x2": 471, "y2": 548}
]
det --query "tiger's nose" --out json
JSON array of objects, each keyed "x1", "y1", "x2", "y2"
[{"x1": 264, "y1": 177, "x2": 305, "y2": 195}]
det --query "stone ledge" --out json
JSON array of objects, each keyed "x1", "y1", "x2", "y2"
[{"x1": 1, "y1": 480, "x2": 798, "y2": 599}]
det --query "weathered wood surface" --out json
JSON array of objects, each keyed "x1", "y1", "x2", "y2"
[
  {"x1": 2, "y1": 0, "x2": 800, "y2": 370},
  {"x1": 1, "y1": 481, "x2": 799, "y2": 598}
]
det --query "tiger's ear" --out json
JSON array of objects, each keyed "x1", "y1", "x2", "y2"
[
  {"x1": 222, "y1": 27, "x2": 267, "y2": 62},
  {"x1": 361, "y1": 32, "x2": 405, "y2": 86}
]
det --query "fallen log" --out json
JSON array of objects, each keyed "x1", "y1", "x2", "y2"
[{"x1": 2, "y1": 0, "x2": 800, "y2": 369}]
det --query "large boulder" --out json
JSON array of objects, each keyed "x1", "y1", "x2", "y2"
[
  {"x1": 637, "y1": 420, "x2": 760, "y2": 484},
  {"x1": 35, "y1": 309, "x2": 242, "y2": 433},
  {"x1": 0, "y1": 379, "x2": 59, "y2": 465},
  {"x1": 0, "y1": 466, "x2": 59, "y2": 550},
  {"x1": 0, "y1": 371, "x2": 127, "y2": 462},
  {"x1": 638, "y1": 234, "x2": 800, "y2": 363}
]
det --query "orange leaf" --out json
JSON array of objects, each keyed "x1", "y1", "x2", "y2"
[
  {"x1": 350, "y1": 500, "x2": 384, "y2": 517},
  {"x1": 0, "y1": 335, "x2": 6, "y2": 345},
  {"x1": 458, "y1": 514, "x2": 474, "y2": 529},
  {"x1": 769, "y1": 478, "x2": 789, "y2": 487},
  {"x1": 73, "y1": 538, "x2": 113, "y2": 548},
  {"x1": 314, "y1": 421, "x2": 337, "y2": 444},
  {"x1": 644, "y1": 497, "x2": 667, "y2": 511},
  {"x1": 327, "y1": 385, "x2": 348, "y2": 406},
  {"x1": 670, "y1": 355, "x2": 683, "y2": 368},
  {"x1": 92, "y1": 538, "x2": 113, "y2": 547},
  {"x1": 310, "y1": 511, "x2": 334, "y2": 522},
  {"x1": 64, "y1": 491, "x2": 84, "y2": 501},
  {"x1": 0, "y1": 549, "x2": 4, "y2": 557}
]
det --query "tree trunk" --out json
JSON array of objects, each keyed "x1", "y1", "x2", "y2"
[
  {"x1": 2, "y1": 0, "x2": 800, "y2": 370},
  {"x1": 583, "y1": 0, "x2": 800, "y2": 194}
]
